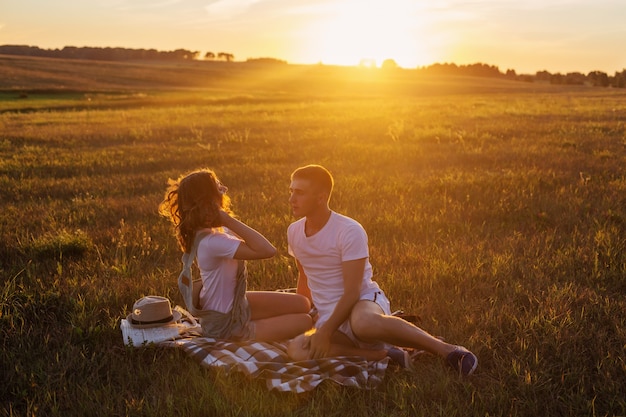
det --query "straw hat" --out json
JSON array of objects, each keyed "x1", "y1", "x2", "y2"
[{"x1": 126, "y1": 296, "x2": 182, "y2": 328}]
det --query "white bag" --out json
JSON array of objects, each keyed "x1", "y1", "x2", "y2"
[
  {"x1": 178, "y1": 231, "x2": 210, "y2": 317},
  {"x1": 120, "y1": 306, "x2": 201, "y2": 347}
]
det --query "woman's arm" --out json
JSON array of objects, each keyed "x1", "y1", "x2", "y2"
[{"x1": 219, "y1": 210, "x2": 277, "y2": 260}]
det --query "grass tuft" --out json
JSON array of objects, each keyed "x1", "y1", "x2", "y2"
[{"x1": 25, "y1": 229, "x2": 93, "y2": 260}]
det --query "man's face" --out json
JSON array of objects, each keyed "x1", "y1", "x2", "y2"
[{"x1": 289, "y1": 178, "x2": 323, "y2": 218}]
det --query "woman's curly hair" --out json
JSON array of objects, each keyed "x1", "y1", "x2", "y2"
[{"x1": 159, "y1": 169, "x2": 232, "y2": 253}]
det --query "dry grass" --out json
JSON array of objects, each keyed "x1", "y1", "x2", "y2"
[{"x1": 1, "y1": 56, "x2": 625, "y2": 416}]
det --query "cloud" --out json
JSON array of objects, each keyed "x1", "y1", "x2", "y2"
[
  {"x1": 204, "y1": 0, "x2": 262, "y2": 20},
  {"x1": 98, "y1": 0, "x2": 184, "y2": 11}
]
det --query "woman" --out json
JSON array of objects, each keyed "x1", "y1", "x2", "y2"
[{"x1": 159, "y1": 168, "x2": 312, "y2": 341}]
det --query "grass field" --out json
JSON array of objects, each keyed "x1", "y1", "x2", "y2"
[{"x1": 1, "y1": 54, "x2": 625, "y2": 416}]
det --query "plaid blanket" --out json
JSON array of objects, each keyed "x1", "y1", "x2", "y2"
[{"x1": 171, "y1": 337, "x2": 389, "y2": 393}]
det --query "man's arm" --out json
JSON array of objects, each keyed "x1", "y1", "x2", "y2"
[
  {"x1": 295, "y1": 259, "x2": 312, "y2": 303},
  {"x1": 308, "y1": 258, "x2": 365, "y2": 359}
]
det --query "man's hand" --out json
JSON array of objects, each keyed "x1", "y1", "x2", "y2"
[{"x1": 306, "y1": 327, "x2": 332, "y2": 359}]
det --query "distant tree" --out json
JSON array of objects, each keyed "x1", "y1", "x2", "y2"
[
  {"x1": 422, "y1": 62, "x2": 458, "y2": 75},
  {"x1": 172, "y1": 49, "x2": 198, "y2": 60},
  {"x1": 505, "y1": 69, "x2": 517, "y2": 79},
  {"x1": 205, "y1": 52, "x2": 215, "y2": 60},
  {"x1": 612, "y1": 70, "x2": 626, "y2": 88},
  {"x1": 381, "y1": 59, "x2": 399, "y2": 69},
  {"x1": 564, "y1": 72, "x2": 585, "y2": 85},
  {"x1": 441, "y1": 63, "x2": 459, "y2": 74},
  {"x1": 535, "y1": 70, "x2": 552, "y2": 82},
  {"x1": 245, "y1": 57, "x2": 287, "y2": 65},
  {"x1": 587, "y1": 71, "x2": 609, "y2": 87},
  {"x1": 418, "y1": 62, "x2": 503, "y2": 77},
  {"x1": 142, "y1": 49, "x2": 160, "y2": 60},
  {"x1": 217, "y1": 52, "x2": 234, "y2": 62},
  {"x1": 464, "y1": 63, "x2": 501, "y2": 77},
  {"x1": 550, "y1": 73, "x2": 564, "y2": 84}
]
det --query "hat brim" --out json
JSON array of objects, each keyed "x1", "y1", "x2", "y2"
[{"x1": 126, "y1": 310, "x2": 182, "y2": 329}]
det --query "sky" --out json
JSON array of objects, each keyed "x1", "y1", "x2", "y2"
[{"x1": 1, "y1": 0, "x2": 625, "y2": 74}]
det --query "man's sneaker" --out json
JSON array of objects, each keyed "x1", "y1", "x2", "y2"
[
  {"x1": 446, "y1": 346, "x2": 477, "y2": 376},
  {"x1": 387, "y1": 347, "x2": 414, "y2": 371}
]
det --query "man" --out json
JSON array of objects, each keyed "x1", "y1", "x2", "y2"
[{"x1": 287, "y1": 164, "x2": 477, "y2": 376}]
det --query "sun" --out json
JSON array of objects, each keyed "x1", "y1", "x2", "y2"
[{"x1": 299, "y1": 0, "x2": 437, "y2": 68}]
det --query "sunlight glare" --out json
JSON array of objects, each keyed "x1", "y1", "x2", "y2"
[{"x1": 302, "y1": 0, "x2": 435, "y2": 68}]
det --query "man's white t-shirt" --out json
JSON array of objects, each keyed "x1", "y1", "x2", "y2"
[
  {"x1": 287, "y1": 211, "x2": 382, "y2": 328},
  {"x1": 196, "y1": 228, "x2": 242, "y2": 313}
]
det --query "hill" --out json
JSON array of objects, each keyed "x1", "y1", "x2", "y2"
[{"x1": 0, "y1": 53, "x2": 586, "y2": 100}]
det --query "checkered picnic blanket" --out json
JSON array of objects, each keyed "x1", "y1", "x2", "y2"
[{"x1": 170, "y1": 337, "x2": 389, "y2": 393}]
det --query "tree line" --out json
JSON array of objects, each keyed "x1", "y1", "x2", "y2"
[
  {"x1": 0, "y1": 45, "x2": 235, "y2": 62},
  {"x1": 1, "y1": 45, "x2": 624, "y2": 88},
  {"x1": 416, "y1": 62, "x2": 626, "y2": 88}
]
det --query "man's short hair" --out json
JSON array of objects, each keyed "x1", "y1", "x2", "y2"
[{"x1": 291, "y1": 164, "x2": 334, "y2": 196}]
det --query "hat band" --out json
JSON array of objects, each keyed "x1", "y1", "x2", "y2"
[{"x1": 130, "y1": 314, "x2": 174, "y2": 325}]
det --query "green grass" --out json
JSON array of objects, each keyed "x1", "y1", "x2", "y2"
[{"x1": 1, "y1": 56, "x2": 625, "y2": 416}]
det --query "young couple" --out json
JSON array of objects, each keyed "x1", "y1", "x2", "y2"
[{"x1": 159, "y1": 165, "x2": 477, "y2": 376}]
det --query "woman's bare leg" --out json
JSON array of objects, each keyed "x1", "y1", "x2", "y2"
[
  {"x1": 246, "y1": 291, "x2": 311, "y2": 320},
  {"x1": 253, "y1": 314, "x2": 313, "y2": 341}
]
